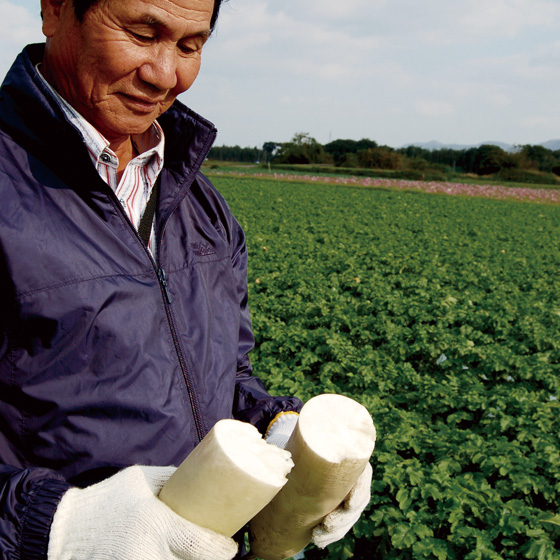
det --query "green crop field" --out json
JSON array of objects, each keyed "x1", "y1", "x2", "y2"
[{"x1": 213, "y1": 175, "x2": 560, "y2": 560}]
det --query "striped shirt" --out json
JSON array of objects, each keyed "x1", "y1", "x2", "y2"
[{"x1": 36, "y1": 66, "x2": 164, "y2": 257}]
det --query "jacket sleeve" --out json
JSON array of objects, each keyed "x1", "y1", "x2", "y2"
[
  {"x1": 0, "y1": 465, "x2": 70, "y2": 560},
  {"x1": 228, "y1": 214, "x2": 303, "y2": 434},
  {"x1": 0, "y1": 250, "x2": 71, "y2": 558}
]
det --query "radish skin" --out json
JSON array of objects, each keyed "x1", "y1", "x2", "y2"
[
  {"x1": 249, "y1": 394, "x2": 376, "y2": 560},
  {"x1": 159, "y1": 419, "x2": 294, "y2": 537}
]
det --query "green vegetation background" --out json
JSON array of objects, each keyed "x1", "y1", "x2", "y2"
[
  {"x1": 209, "y1": 135, "x2": 560, "y2": 187},
  {"x1": 215, "y1": 176, "x2": 560, "y2": 560}
]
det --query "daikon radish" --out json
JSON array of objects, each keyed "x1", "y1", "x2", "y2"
[
  {"x1": 249, "y1": 394, "x2": 376, "y2": 560},
  {"x1": 159, "y1": 418, "x2": 294, "y2": 537}
]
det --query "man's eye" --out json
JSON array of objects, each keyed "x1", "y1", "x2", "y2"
[
  {"x1": 178, "y1": 43, "x2": 198, "y2": 55},
  {"x1": 132, "y1": 31, "x2": 155, "y2": 42}
]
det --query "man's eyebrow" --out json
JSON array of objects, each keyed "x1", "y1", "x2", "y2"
[
  {"x1": 143, "y1": 15, "x2": 165, "y2": 26},
  {"x1": 142, "y1": 15, "x2": 211, "y2": 39}
]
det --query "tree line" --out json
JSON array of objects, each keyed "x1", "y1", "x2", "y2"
[{"x1": 208, "y1": 133, "x2": 560, "y2": 185}]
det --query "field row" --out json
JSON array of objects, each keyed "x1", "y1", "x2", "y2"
[{"x1": 210, "y1": 170, "x2": 560, "y2": 205}]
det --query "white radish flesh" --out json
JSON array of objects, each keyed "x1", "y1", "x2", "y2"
[
  {"x1": 249, "y1": 394, "x2": 376, "y2": 560},
  {"x1": 159, "y1": 418, "x2": 294, "y2": 537}
]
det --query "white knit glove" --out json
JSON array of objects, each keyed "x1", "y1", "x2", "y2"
[
  {"x1": 265, "y1": 412, "x2": 299, "y2": 449},
  {"x1": 311, "y1": 462, "x2": 373, "y2": 549},
  {"x1": 48, "y1": 465, "x2": 238, "y2": 560}
]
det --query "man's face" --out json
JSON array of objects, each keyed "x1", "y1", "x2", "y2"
[{"x1": 41, "y1": 0, "x2": 213, "y2": 143}]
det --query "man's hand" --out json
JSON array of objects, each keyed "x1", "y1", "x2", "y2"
[
  {"x1": 265, "y1": 411, "x2": 299, "y2": 449},
  {"x1": 48, "y1": 465, "x2": 238, "y2": 560}
]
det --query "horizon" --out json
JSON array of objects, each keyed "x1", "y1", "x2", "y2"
[{"x1": 209, "y1": 138, "x2": 560, "y2": 151}]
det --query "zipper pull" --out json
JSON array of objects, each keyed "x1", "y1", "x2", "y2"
[{"x1": 158, "y1": 267, "x2": 172, "y2": 304}]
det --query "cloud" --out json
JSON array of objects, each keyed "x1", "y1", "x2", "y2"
[
  {"x1": 206, "y1": 0, "x2": 388, "y2": 99},
  {"x1": 0, "y1": 1, "x2": 43, "y2": 80},
  {"x1": 414, "y1": 99, "x2": 455, "y2": 117},
  {"x1": 521, "y1": 116, "x2": 551, "y2": 128},
  {"x1": 0, "y1": 1, "x2": 42, "y2": 46},
  {"x1": 189, "y1": 1, "x2": 560, "y2": 146},
  {"x1": 459, "y1": 0, "x2": 560, "y2": 39},
  {"x1": 326, "y1": 0, "x2": 560, "y2": 47}
]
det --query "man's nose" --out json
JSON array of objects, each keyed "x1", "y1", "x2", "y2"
[{"x1": 138, "y1": 44, "x2": 179, "y2": 91}]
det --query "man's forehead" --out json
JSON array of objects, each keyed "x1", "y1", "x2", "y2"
[
  {"x1": 93, "y1": 0, "x2": 214, "y2": 33},
  {"x1": 139, "y1": 12, "x2": 212, "y2": 36},
  {"x1": 111, "y1": 0, "x2": 213, "y2": 15}
]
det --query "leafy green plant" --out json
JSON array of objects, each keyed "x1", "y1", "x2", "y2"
[{"x1": 217, "y1": 176, "x2": 560, "y2": 559}]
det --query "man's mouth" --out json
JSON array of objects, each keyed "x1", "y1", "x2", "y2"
[{"x1": 119, "y1": 93, "x2": 162, "y2": 112}]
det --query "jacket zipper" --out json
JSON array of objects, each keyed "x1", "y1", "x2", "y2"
[
  {"x1": 106, "y1": 187, "x2": 206, "y2": 443},
  {"x1": 156, "y1": 264, "x2": 206, "y2": 443},
  {"x1": 157, "y1": 267, "x2": 172, "y2": 304},
  {"x1": 153, "y1": 197, "x2": 207, "y2": 443}
]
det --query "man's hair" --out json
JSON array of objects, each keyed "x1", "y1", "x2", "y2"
[{"x1": 72, "y1": 0, "x2": 225, "y2": 31}]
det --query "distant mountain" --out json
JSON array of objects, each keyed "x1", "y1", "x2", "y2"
[
  {"x1": 401, "y1": 139, "x2": 560, "y2": 152},
  {"x1": 539, "y1": 139, "x2": 560, "y2": 151}
]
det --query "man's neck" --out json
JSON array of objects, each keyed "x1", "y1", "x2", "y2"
[{"x1": 109, "y1": 136, "x2": 139, "y2": 182}]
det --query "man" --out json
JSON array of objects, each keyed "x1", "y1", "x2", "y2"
[{"x1": 0, "y1": 0, "x2": 372, "y2": 558}]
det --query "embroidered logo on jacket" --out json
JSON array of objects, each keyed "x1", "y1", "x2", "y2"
[{"x1": 191, "y1": 242, "x2": 216, "y2": 256}]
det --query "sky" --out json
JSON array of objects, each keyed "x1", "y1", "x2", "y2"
[{"x1": 2, "y1": 0, "x2": 560, "y2": 149}]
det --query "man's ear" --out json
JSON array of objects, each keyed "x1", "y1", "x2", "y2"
[{"x1": 41, "y1": 0, "x2": 68, "y2": 38}]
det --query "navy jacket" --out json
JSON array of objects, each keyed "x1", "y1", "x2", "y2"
[{"x1": 0, "y1": 44, "x2": 301, "y2": 559}]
